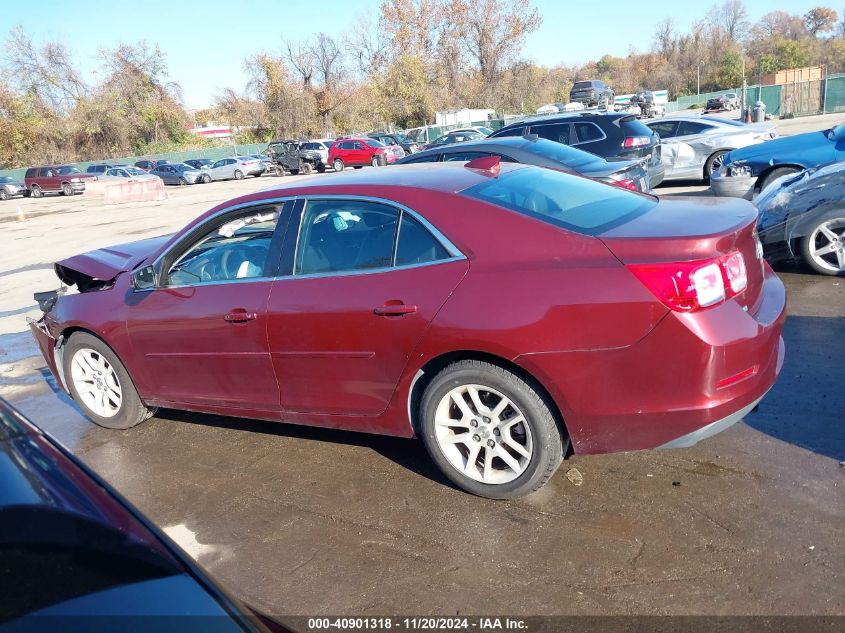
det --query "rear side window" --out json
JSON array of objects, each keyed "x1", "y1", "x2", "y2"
[
  {"x1": 462, "y1": 167, "x2": 655, "y2": 235},
  {"x1": 573, "y1": 123, "x2": 604, "y2": 144},
  {"x1": 647, "y1": 121, "x2": 679, "y2": 139},
  {"x1": 677, "y1": 121, "x2": 714, "y2": 136},
  {"x1": 443, "y1": 151, "x2": 490, "y2": 162},
  {"x1": 492, "y1": 126, "x2": 525, "y2": 138},
  {"x1": 25, "y1": 168, "x2": 36, "y2": 178},
  {"x1": 400, "y1": 154, "x2": 439, "y2": 164},
  {"x1": 531, "y1": 123, "x2": 571, "y2": 145},
  {"x1": 395, "y1": 215, "x2": 450, "y2": 266}
]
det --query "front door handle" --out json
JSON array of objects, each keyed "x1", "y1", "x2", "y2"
[
  {"x1": 224, "y1": 309, "x2": 257, "y2": 323},
  {"x1": 374, "y1": 303, "x2": 417, "y2": 317}
]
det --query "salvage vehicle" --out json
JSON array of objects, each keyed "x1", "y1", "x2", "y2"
[
  {"x1": 0, "y1": 397, "x2": 287, "y2": 631},
  {"x1": 395, "y1": 135, "x2": 652, "y2": 191},
  {"x1": 134, "y1": 159, "x2": 169, "y2": 172},
  {"x1": 149, "y1": 163, "x2": 208, "y2": 185},
  {"x1": 328, "y1": 137, "x2": 388, "y2": 170},
  {"x1": 0, "y1": 175, "x2": 26, "y2": 200},
  {"x1": 369, "y1": 132, "x2": 419, "y2": 155},
  {"x1": 208, "y1": 156, "x2": 265, "y2": 181},
  {"x1": 184, "y1": 158, "x2": 214, "y2": 171},
  {"x1": 570, "y1": 79, "x2": 614, "y2": 108},
  {"x1": 30, "y1": 159, "x2": 785, "y2": 499},
  {"x1": 24, "y1": 165, "x2": 97, "y2": 198},
  {"x1": 422, "y1": 130, "x2": 485, "y2": 150},
  {"x1": 266, "y1": 140, "x2": 321, "y2": 175},
  {"x1": 755, "y1": 161, "x2": 845, "y2": 276},
  {"x1": 710, "y1": 121, "x2": 845, "y2": 198},
  {"x1": 490, "y1": 112, "x2": 666, "y2": 187},
  {"x1": 646, "y1": 116, "x2": 778, "y2": 182},
  {"x1": 298, "y1": 141, "x2": 330, "y2": 173},
  {"x1": 100, "y1": 166, "x2": 161, "y2": 181},
  {"x1": 705, "y1": 93, "x2": 739, "y2": 112}
]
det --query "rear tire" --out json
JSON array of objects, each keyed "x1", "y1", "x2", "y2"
[
  {"x1": 758, "y1": 167, "x2": 799, "y2": 192},
  {"x1": 63, "y1": 332, "x2": 154, "y2": 430},
  {"x1": 178, "y1": 177, "x2": 188, "y2": 186},
  {"x1": 419, "y1": 360, "x2": 566, "y2": 499},
  {"x1": 800, "y1": 217, "x2": 845, "y2": 276},
  {"x1": 300, "y1": 162, "x2": 313, "y2": 175},
  {"x1": 317, "y1": 163, "x2": 326, "y2": 173},
  {"x1": 333, "y1": 159, "x2": 344, "y2": 172},
  {"x1": 0, "y1": 189, "x2": 8, "y2": 201},
  {"x1": 30, "y1": 185, "x2": 43, "y2": 198}
]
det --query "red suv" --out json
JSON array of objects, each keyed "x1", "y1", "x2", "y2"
[
  {"x1": 328, "y1": 138, "x2": 388, "y2": 171},
  {"x1": 24, "y1": 165, "x2": 96, "y2": 198}
]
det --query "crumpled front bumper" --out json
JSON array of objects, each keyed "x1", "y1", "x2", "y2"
[{"x1": 28, "y1": 317, "x2": 68, "y2": 393}]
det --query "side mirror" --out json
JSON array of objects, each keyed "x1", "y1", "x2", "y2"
[
  {"x1": 131, "y1": 265, "x2": 157, "y2": 291},
  {"x1": 831, "y1": 125, "x2": 845, "y2": 142}
]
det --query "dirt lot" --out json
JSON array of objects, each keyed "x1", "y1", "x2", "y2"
[{"x1": 1, "y1": 115, "x2": 844, "y2": 616}]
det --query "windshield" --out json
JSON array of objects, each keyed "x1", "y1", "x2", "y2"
[
  {"x1": 367, "y1": 139, "x2": 385, "y2": 148},
  {"x1": 56, "y1": 166, "x2": 81, "y2": 175},
  {"x1": 0, "y1": 176, "x2": 14, "y2": 183},
  {"x1": 476, "y1": 127, "x2": 494, "y2": 136},
  {"x1": 125, "y1": 168, "x2": 144, "y2": 176},
  {"x1": 462, "y1": 166, "x2": 655, "y2": 235}
]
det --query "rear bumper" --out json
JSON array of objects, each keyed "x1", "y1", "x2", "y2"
[{"x1": 515, "y1": 264, "x2": 786, "y2": 454}]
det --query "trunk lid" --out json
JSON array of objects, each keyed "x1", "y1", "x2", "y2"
[
  {"x1": 55, "y1": 234, "x2": 170, "y2": 288},
  {"x1": 598, "y1": 196, "x2": 765, "y2": 311}
]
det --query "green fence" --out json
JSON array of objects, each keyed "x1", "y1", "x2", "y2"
[
  {"x1": 665, "y1": 88, "x2": 741, "y2": 113},
  {"x1": 0, "y1": 142, "x2": 270, "y2": 181},
  {"x1": 824, "y1": 74, "x2": 845, "y2": 113}
]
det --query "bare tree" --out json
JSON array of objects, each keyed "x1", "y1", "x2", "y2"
[
  {"x1": 654, "y1": 17, "x2": 676, "y2": 58},
  {"x1": 804, "y1": 6, "x2": 839, "y2": 35}
]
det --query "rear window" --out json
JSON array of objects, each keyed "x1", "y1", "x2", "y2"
[
  {"x1": 366, "y1": 139, "x2": 385, "y2": 148},
  {"x1": 462, "y1": 167, "x2": 655, "y2": 235},
  {"x1": 619, "y1": 116, "x2": 654, "y2": 137},
  {"x1": 573, "y1": 81, "x2": 592, "y2": 90}
]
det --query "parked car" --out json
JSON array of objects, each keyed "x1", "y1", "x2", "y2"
[
  {"x1": 755, "y1": 161, "x2": 845, "y2": 276},
  {"x1": 24, "y1": 165, "x2": 96, "y2": 198},
  {"x1": 369, "y1": 132, "x2": 419, "y2": 155},
  {"x1": 0, "y1": 175, "x2": 26, "y2": 200},
  {"x1": 705, "y1": 93, "x2": 739, "y2": 112},
  {"x1": 299, "y1": 140, "x2": 331, "y2": 172},
  {"x1": 86, "y1": 163, "x2": 129, "y2": 176},
  {"x1": 184, "y1": 158, "x2": 214, "y2": 171},
  {"x1": 570, "y1": 79, "x2": 614, "y2": 108},
  {"x1": 100, "y1": 166, "x2": 161, "y2": 181},
  {"x1": 422, "y1": 130, "x2": 485, "y2": 150},
  {"x1": 149, "y1": 163, "x2": 207, "y2": 185},
  {"x1": 247, "y1": 153, "x2": 276, "y2": 175},
  {"x1": 328, "y1": 137, "x2": 388, "y2": 171},
  {"x1": 208, "y1": 156, "x2": 264, "y2": 181},
  {"x1": 710, "y1": 121, "x2": 845, "y2": 198},
  {"x1": 489, "y1": 112, "x2": 665, "y2": 187},
  {"x1": 0, "y1": 397, "x2": 287, "y2": 631},
  {"x1": 266, "y1": 140, "x2": 322, "y2": 175},
  {"x1": 134, "y1": 159, "x2": 169, "y2": 172},
  {"x1": 645, "y1": 116, "x2": 778, "y2": 182},
  {"x1": 395, "y1": 135, "x2": 652, "y2": 191},
  {"x1": 30, "y1": 161, "x2": 785, "y2": 499}
]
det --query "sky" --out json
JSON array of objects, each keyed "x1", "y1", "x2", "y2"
[{"x1": 0, "y1": 0, "x2": 829, "y2": 109}]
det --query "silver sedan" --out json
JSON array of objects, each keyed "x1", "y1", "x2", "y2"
[{"x1": 646, "y1": 116, "x2": 777, "y2": 182}]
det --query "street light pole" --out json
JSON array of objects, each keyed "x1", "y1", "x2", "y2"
[{"x1": 697, "y1": 62, "x2": 701, "y2": 100}]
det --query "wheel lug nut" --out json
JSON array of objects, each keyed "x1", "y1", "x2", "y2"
[
  {"x1": 470, "y1": 420, "x2": 478, "y2": 427},
  {"x1": 482, "y1": 416, "x2": 491, "y2": 424},
  {"x1": 493, "y1": 428, "x2": 500, "y2": 436},
  {"x1": 472, "y1": 434, "x2": 481, "y2": 442},
  {"x1": 487, "y1": 439, "x2": 495, "y2": 447}
]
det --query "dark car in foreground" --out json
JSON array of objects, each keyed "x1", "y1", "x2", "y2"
[
  {"x1": 149, "y1": 163, "x2": 208, "y2": 185},
  {"x1": 570, "y1": 79, "x2": 614, "y2": 108},
  {"x1": 755, "y1": 161, "x2": 845, "y2": 276},
  {"x1": 489, "y1": 112, "x2": 665, "y2": 187},
  {"x1": 395, "y1": 136, "x2": 651, "y2": 191},
  {"x1": 24, "y1": 165, "x2": 97, "y2": 197},
  {"x1": 30, "y1": 160, "x2": 784, "y2": 499},
  {"x1": 711, "y1": 121, "x2": 845, "y2": 198},
  {"x1": 0, "y1": 175, "x2": 26, "y2": 200},
  {"x1": 0, "y1": 397, "x2": 284, "y2": 631}
]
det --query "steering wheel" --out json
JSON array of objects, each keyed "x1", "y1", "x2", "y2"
[{"x1": 220, "y1": 246, "x2": 252, "y2": 279}]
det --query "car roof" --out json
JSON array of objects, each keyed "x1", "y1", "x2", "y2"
[
  {"x1": 499, "y1": 111, "x2": 628, "y2": 128},
  {"x1": 650, "y1": 116, "x2": 738, "y2": 126}
]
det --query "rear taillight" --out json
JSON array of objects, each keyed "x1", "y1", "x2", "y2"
[
  {"x1": 623, "y1": 136, "x2": 651, "y2": 148},
  {"x1": 627, "y1": 252, "x2": 748, "y2": 312},
  {"x1": 612, "y1": 178, "x2": 638, "y2": 191}
]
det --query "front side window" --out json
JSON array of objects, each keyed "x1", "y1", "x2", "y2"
[
  {"x1": 294, "y1": 200, "x2": 453, "y2": 276},
  {"x1": 165, "y1": 207, "x2": 281, "y2": 286},
  {"x1": 647, "y1": 121, "x2": 679, "y2": 139},
  {"x1": 531, "y1": 123, "x2": 571, "y2": 145},
  {"x1": 493, "y1": 126, "x2": 525, "y2": 138}
]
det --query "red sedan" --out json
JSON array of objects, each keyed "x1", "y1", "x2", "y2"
[{"x1": 30, "y1": 158, "x2": 786, "y2": 498}]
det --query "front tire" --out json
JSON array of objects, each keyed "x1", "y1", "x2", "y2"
[
  {"x1": 201, "y1": 173, "x2": 211, "y2": 183},
  {"x1": 758, "y1": 167, "x2": 799, "y2": 192},
  {"x1": 234, "y1": 169, "x2": 244, "y2": 180},
  {"x1": 419, "y1": 360, "x2": 566, "y2": 499},
  {"x1": 63, "y1": 332, "x2": 154, "y2": 430},
  {"x1": 300, "y1": 162, "x2": 313, "y2": 175},
  {"x1": 178, "y1": 177, "x2": 188, "y2": 186},
  {"x1": 704, "y1": 150, "x2": 729, "y2": 182},
  {"x1": 800, "y1": 217, "x2": 845, "y2": 276}
]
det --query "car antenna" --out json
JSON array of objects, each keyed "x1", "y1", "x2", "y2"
[{"x1": 465, "y1": 155, "x2": 501, "y2": 177}]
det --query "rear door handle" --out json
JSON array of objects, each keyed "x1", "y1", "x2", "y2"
[
  {"x1": 224, "y1": 309, "x2": 257, "y2": 323},
  {"x1": 374, "y1": 304, "x2": 417, "y2": 317}
]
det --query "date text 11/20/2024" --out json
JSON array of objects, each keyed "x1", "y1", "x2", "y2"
[{"x1": 305, "y1": 617, "x2": 527, "y2": 630}]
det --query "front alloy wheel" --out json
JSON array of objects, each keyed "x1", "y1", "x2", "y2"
[
  {"x1": 420, "y1": 360, "x2": 566, "y2": 499},
  {"x1": 70, "y1": 348, "x2": 123, "y2": 418}
]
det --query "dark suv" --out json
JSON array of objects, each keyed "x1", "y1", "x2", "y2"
[
  {"x1": 24, "y1": 165, "x2": 97, "y2": 197},
  {"x1": 570, "y1": 80, "x2": 614, "y2": 108},
  {"x1": 489, "y1": 112, "x2": 665, "y2": 187}
]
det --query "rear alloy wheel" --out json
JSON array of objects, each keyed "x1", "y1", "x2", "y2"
[
  {"x1": 800, "y1": 217, "x2": 845, "y2": 276},
  {"x1": 0, "y1": 189, "x2": 8, "y2": 200},
  {"x1": 758, "y1": 167, "x2": 799, "y2": 193},
  {"x1": 63, "y1": 332, "x2": 154, "y2": 430},
  {"x1": 234, "y1": 169, "x2": 244, "y2": 180},
  {"x1": 420, "y1": 360, "x2": 566, "y2": 499},
  {"x1": 333, "y1": 159, "x2": 344, "y2": 172},
  {"x1": 704, "y1": 150, "x2": 729, "y2": 181},
  {"x1": 30, "y1": 185, "x2": 43, "y2": 198}
]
